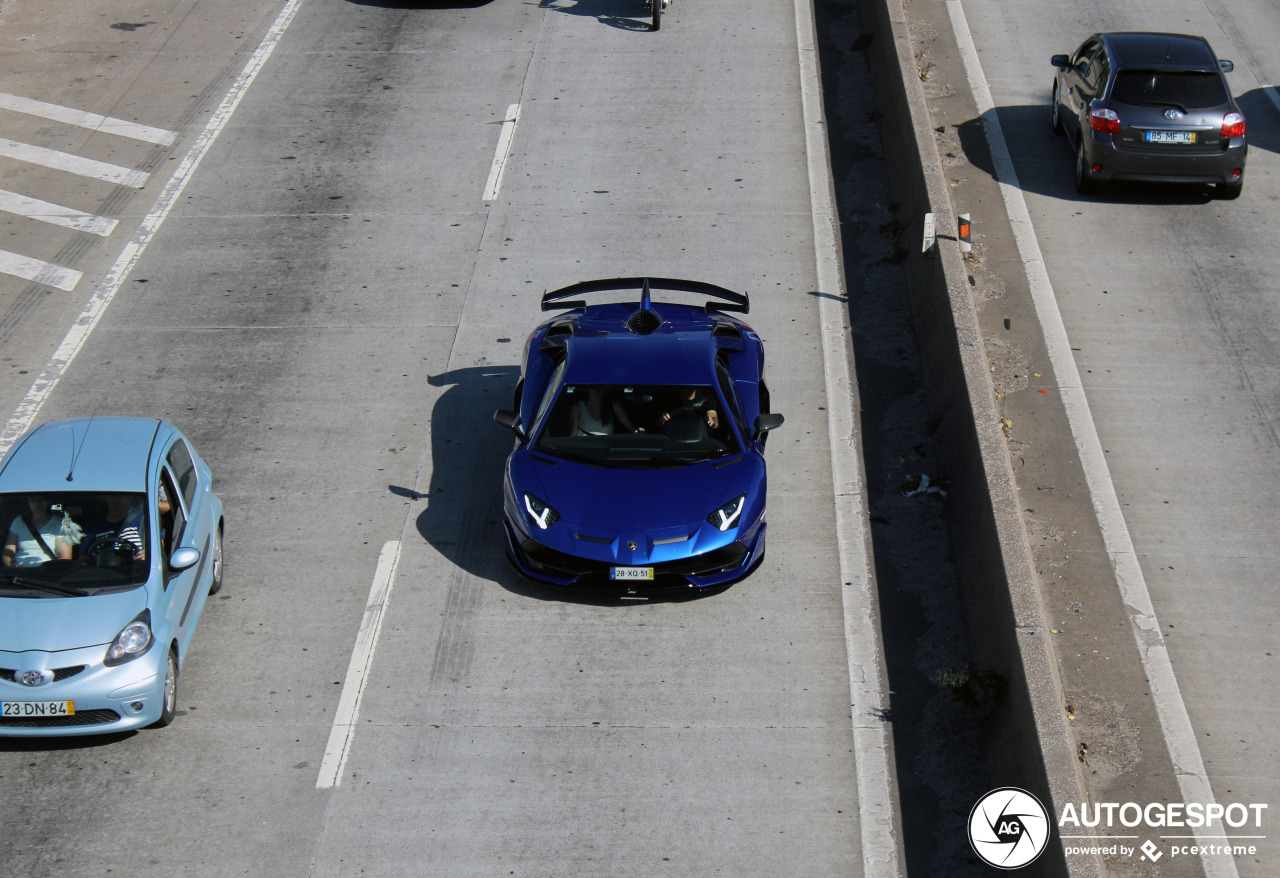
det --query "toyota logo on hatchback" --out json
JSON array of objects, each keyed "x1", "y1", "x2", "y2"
[{"x1": 19, "y1": 670, "x2": 50, "y2": 687}]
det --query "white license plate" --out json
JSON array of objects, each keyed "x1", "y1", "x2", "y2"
[
  {"x1": 610, "y1": 566, "x2": 654, "y2": 581},
  {"x1": 1147, "y1": 130, "x2": 1195, "y2": 144},
  {"x1": 2, "y1": 700, "x2": 74, "y2": 717}
]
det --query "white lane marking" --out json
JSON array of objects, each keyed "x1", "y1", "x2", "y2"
[
  {"x1": 946, "y1": 4, "x2": 1237, "y2": 877},
  {"x1": 0, "y1": 250, "x2": 81, "y2": 291},
  {"x1": 0, "y1": 189, "x2": 117, "y2": 236},
  {"x1": 0, "y1": 92, "x2": 176, "y2": 146},
  {"x1": 0, "y1": 0, "x2": 308, "y2": 456},
  {"x1": 317, "y1": 541, "x2": 402, "y2": 789},
  {"x1": 795, "y1": 0, "x2": 902, "y2": 874},
  {"x1": 0, "y1": 137, "x2": 149, "y2": 188},
  {"x1": 482, "y1": 103, "x2": 521, "y2": 202}
]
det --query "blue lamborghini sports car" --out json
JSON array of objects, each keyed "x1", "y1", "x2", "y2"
[{"x1": 494, "y1": 278, "x2": 784, "y2": 594}]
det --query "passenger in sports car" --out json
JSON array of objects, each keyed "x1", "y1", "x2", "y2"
[{"x1": 570, "y1": 388, "x2": 615, "y2": 436}]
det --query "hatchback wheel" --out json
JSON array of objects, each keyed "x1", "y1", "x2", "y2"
[
  {"x1": 208, "y1": 525, "x2": 224, "y2": 595},
  {"x1": 1075, "y1": 140, "x2": 1097, "y2": 194},
  {"x1": 1051, "y1": 83, "x2": 1064, "y2": 135},
  {"x1": 152, "y1": 648, "x2": 178, "y2": 728}
]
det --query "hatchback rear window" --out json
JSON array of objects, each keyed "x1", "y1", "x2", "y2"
[{"x1": 1111, "y1": 71, "x2": 1228, "y2": 110}]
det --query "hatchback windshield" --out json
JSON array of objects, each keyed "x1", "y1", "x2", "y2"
[
  {"x1": 534, "y1": 384, "x2": 741, "y2": 466},
  {"x1": 1111, "y1": 70, "x2": 1228, "y2": 110},
  {"x1": 0, "y1": 492, "x2": 149, "y2": 595}
]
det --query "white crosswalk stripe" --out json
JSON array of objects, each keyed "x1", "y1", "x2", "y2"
[
  {"x1": 0, "y1": 189, "x2": 117, "y2": 236},
  {"x1": 0, "y1": 92, "x2": 176, "y2": 145},
  {"x1": 0, "y1": 94, "x2": 171, "y2": 290},
  {"x1": 0, "y1": 138, "x2": 149, "y2": 188},
  {"x1": 0, "y1": 249, "x2": 81, "y2": 291}
]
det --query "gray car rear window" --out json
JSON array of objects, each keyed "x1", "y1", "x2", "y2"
[{"x1": 1111, "y1": 71, "x2": 1228, "y2": 110}]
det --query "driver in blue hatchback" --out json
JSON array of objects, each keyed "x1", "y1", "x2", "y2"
[{"x1": 75, "y1": 494, "x2": 147, "y2": 562}]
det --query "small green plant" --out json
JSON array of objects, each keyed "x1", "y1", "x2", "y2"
[
  {"x1": 931, "y1": 667, "x2": 970, "y2": 690},
  {"x1": 931, "y1": 666, "x2": 1007, "y2": 717}
]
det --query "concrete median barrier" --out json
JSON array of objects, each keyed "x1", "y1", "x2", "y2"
[{"x1": 851, "y1": 0, "x2": 1099, "y2": 875}]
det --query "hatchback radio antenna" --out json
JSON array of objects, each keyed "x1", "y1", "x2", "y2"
[{"x1": 66, "y1": 413, "x2": 95, "y2": 482}]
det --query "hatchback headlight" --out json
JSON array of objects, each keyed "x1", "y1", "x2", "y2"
[
  {"x1": 708, "y1": 494, "x2": 746, "y2": 532},
  {"x1": 523, "y1": 493, "x2": 560, "y2": 530},
  {"x1": 104, "y1": 610, "x2": 154, "y2": 667}
]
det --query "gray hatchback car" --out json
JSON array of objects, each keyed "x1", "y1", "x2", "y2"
[{"x1": 1051, "y1": 32, "x2": 1247, "y2": 198}]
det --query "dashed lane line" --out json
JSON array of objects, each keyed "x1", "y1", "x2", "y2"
[
  {"x1": 482, "y1": 104, "x2": 520, "y2": 202},
  {"x1": 317, "y1": 540, "x2": 402, "y2": 790}
]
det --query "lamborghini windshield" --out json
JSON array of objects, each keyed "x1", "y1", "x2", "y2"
[
  {"x1": 533, "y1": 384, "x2": 742, "y2": 466},
  {"x1": 0, "y1": 492, "x2": 150, "y2": 595}
]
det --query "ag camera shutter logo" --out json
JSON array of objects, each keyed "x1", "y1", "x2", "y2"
[{"x1": 968, "y1": 787, "x2": 1051, "y2": 869}]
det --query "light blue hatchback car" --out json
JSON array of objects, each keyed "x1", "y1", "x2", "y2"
[{"x1": 0, "y1": 418, "x2": 224, "y2": 736}]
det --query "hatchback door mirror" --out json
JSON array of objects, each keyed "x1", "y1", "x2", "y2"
[
  {"x1": 1218, "y1": 59, "x2": 1234, "y2": 74},
  {"x1": 169, "y1": 546, "x2": 201, "y2": 571},
  {"x1": 1051, "y1": 54, "x2": 1071, "y2": 69}
]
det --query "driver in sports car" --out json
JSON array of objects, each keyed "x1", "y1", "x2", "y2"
[{"x1": 659, "y1": 387, "x2": 721, "y2": 432}]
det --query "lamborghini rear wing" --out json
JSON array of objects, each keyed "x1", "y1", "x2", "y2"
[{"x1": 540, "y1": 277, "x2": 749, "y2": 314}]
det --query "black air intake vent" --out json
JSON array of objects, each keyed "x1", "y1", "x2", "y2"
[
  {"x1": 626, "y1": 309, "x2": 663, "y2": 334},
  {"x1": 540, "y1": 319, "x2": 575, "y2": 351}
]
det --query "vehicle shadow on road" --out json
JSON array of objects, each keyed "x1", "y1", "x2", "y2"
[
  {"x1": 1235, "y1": 87, "x2": 1280, "y2": 157},
  {"x1": 0, "y1": 731, "x2": 135, "y2": 752},
  {"x1": 403, "y1": 366, "x2": 517, "y2": 594},
  {"x1": 536, "y1": 0, "x2": 653, "y2": 32},
  {"x1": 953, "y1": 105, "x2": 1252, "y2": 205},
  {"x1": 408, "y1": 366, "x2": 703, "y2": 607}
]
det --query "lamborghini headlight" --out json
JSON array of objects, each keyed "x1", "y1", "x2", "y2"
[
  {"x1": 708, "y1": 494, "x2": 746, "y2": 532},
  {"x1": 523, "y1": 493, "x2": 560, "y2": 530}
]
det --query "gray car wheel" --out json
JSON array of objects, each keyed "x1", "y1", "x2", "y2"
[
  {"x1": 1075, "y1": 139, "x2": 1097, "y2": 194},
  {"x1": 1051, "y1": 83, "x2": 1064, "y2": 135}
]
